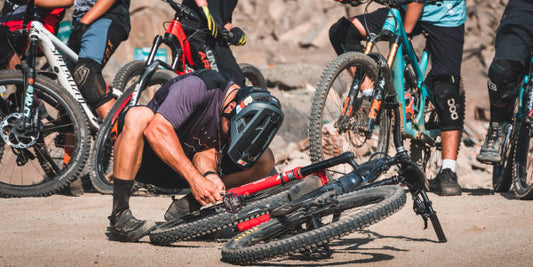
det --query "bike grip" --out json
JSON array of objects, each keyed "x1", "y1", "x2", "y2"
[{"x1": 430, "y1": 212, "x2": 447, "y2": 243}]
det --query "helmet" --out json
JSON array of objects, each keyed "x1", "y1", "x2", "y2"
[{"x1": 226, "y1": 87, "x2": 284, "y2": 168}]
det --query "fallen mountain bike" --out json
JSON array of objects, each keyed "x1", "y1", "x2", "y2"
[
  {"x1": 221, "y1": 91, "x2": 446, "y2": 265},
  {"x1": 89, "y1": 0, "x2": 266, "y2": 194}
]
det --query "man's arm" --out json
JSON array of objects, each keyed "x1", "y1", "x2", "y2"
[
  {"x1": 193, "y1": 148, "x2": 226, "y2": 192},
  {"x1": 144, "y1": 113, "x2": 223, "y2": 205},
  {"x1": 78, "y1": 0, "x2": 118, "y2": 25},
  {"x1": 35, "y1": 0, "x2": 73, "y2": 8},
  {"x1": 403, "y1": 2, "x2": 424, "y2": 34}
]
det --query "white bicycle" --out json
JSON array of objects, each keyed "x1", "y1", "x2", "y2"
[{"x1": 0, "y1": 2, "x2": 120, "y2": 197}]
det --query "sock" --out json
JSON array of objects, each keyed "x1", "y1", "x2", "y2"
[
  {"x1": 112, "y1": 177, "x2": 134, "y2": 218},
  {"x1": 441, "y1": 159, "x2": 456, "y2": 173}
]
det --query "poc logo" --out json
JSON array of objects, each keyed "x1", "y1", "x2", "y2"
[{"x1": 447, "y1": 98, "x2": 459, "y2": 120}]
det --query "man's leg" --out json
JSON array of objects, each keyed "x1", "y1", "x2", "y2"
[{"x1": 108, "y1": 106, "x2": 156, "y2": 242}]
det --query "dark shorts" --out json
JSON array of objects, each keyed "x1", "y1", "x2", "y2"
[
  {"x1": 116, "y1": 106, "x2": 244, "y2": 189},
  {"x1": 356, "y1": 8, "x2": 464, "y2": 78},
  {"x1": 493, "y1": 0, "x2": 533, "y2": 65}
]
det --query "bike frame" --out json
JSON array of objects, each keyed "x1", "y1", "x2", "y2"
[
  {"x1": 24, "y1": 21, "x2": 121, "y2": 129},
  {"x1": 365, "y1": 7, "x2": 440, "y2": 140}
]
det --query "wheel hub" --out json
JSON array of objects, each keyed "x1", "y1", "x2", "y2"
[{"x1": 0, "y1": 113, "x2": 39, "y2": 149}]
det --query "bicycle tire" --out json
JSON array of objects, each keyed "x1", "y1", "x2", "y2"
[
  {"x1": 221, "y1": 185, "x2": 406, "y2": 264},
  {"x1": 89, "y1": 69, "x2": 177, "y2": 194},
  {"x1": 309, "y1": 52, "x2": 390, "y2": 177},
  {"x1": 149, "y1": 176, "x2": 324, "y2": 245},
  {"x1": 239, "y1": 63, "x2": 267, "y2": 90},
  {"x1": 0, "y1": 70, "x2": 90, "y2": 197},
  {"x1": 112, "y1": 60, "x2": 147, "y2": 92},
  {"x1": 513, "y1": 87, "x2": 533, "y2": 199},
  {"x1": 492, "y1": 117, "x2": 516, "y2": 192}
]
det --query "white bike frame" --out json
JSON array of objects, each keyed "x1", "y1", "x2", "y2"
[{"x1": 28, "y1": 20, "x2": 121, "y2": 129}]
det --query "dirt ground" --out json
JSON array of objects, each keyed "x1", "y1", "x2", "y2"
[{"x1": 1, "y1": 189, "x2": 532, "y2": 266}]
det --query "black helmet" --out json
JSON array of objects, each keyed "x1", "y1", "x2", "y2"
[{"x1": 226, "y1": 87, "x2": 283, "y2": 168}]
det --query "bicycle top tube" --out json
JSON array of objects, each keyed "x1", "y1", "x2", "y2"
[{"x1": 30, "y1": 21, "x2": 78, "y2": 63}]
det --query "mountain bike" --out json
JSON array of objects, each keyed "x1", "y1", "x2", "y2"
[
  {"x1": 0, "y1": 0, "x2": 102, "y2": 197},
  {"x1": 309, "y1": 0, "x2": 447, "y2": 183},
  {"x1": 488, "y1": 55, "x2": 533, "y2": 200},
  {"x1": 221, "y1": 88, "x2": 446, "y2": 265},
  {"x1": 89, "y1": 0, "x2": 267, "y2": 194}
]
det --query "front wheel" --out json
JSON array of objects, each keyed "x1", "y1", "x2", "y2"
[
  {"x1": 221, "y1": 185, "x2": 406, "y2": 265},
  {"x1": 0, "y1": 70, "x2": 90, "y2": 197},
  {"x1": 309, "y1": 52, "x2": 391, "y2": 179},
  {"x1": 513, "y1": 98, "x2": 533, "y2": 199},
  {"x1": 239, "y1": 63, "x2": 267, "y2": 89}
]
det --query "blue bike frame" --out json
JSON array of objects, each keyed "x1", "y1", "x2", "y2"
[{"x1": 366, "y1": 8, "x2": 440, "y2": 140}]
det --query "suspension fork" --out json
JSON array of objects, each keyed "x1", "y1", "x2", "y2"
[{"x1": 21, "y1": 35, "x2": 39, "y2": 128}]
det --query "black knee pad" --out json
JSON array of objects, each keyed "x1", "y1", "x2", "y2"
[
  {"x1": 428, "y1": 75, "x2": 465, "y2": 131},
  {"x1": 329, "y1": 17, "x2": 364, "y2": 55},
  {"x1": 73, "y1": 58, "x2": 114, "y2": 109},
  {"x1": 487, "y1": 59, "x2": 523, "y2": 106}
]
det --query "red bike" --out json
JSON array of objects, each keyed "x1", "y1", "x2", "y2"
[{"x1": 89, "y1": 0, "x2": 267, "y2": 194}]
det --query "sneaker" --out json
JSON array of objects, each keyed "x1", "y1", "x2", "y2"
[
  {"x1": 108, "y1": 209, "x2": 156, "y2": 242},
  {"x1": 164, "y1": 193, "x2": 202, "y2": 221},
  {"x1": 476, "y1": 122, "x2": 508, "y2": 164},
  {"x1": 429, "y1": 169, "x2": 462, "y2": 196}
]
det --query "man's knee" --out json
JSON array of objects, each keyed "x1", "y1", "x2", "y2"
[
  {"x1": 428, "y1": 75, "x2": 465, "y2": 131},
  {"x1": 488, "y1": 59, "x2": 523, "y2": 105},
  {"x1": 73, "y1": 58, "x2": 114, "y2": 109},
  {"x1": 122, "y1": 107, "x2": 154, "y2": 134},
  {"x1": 329, "y1": 17, "x2": 364, "y2": 55}
]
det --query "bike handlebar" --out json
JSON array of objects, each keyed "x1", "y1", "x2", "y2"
[{"x1": 163, "y1": 0, "x2": 201, "y2": 22}]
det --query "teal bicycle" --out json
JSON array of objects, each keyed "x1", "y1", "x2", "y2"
[{"x1": 309, "y1": 0, "x2": 445, "y2": 181}]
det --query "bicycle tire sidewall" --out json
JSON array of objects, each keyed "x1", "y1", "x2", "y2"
[{"x1": 239, "y1": 63, "x2": 267, "y2": 90}]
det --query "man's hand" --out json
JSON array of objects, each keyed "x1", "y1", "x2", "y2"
[
  {"x1": 204, "y1": 173, "x2": 226, "y2": 192},
  {"x1": 190, "y1": 175, "x2": 223, "y2": 206},
  {"x1": 229, "y1": 27, "x2": 247, "y2": 46},
  {"x1": 68, "y1": 22, "x2": 89, "y2": 53},
  {"x1": 201, "y1": 5, "x2": 218, "y2": 38}
]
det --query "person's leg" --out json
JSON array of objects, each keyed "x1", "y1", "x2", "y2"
[
  {"x1": 423, "y1": 23, "x2": 465, "y2": 196},
  {"x1": 477, "y1": 3, "x2": 533, "y2": 163},
  {"x1": 108, "y1": 106, "x2": 156, "y2": 242}
]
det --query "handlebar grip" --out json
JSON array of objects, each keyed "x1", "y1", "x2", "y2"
[{"x1": 22, "y1": 0, "x2": 36, "y2": 27}]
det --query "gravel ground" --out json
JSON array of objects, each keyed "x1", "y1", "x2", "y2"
[{"x1": 1, "y1": 189, "x2": 532, "y2": 266}]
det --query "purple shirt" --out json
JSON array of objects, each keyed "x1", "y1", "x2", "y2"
[{"x1": 147, "y1": 74, "x2": 233, "y2": 159}]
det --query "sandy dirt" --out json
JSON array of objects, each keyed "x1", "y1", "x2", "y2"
[{"x1": 1, "y1": 190, "x2": 532, "y2": 266}]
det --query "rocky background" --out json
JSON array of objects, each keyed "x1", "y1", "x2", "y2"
[{"x1": 2, "y1": 0, "x2": 509, "y2": 188}]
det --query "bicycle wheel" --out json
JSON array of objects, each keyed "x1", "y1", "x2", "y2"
[
  {"x1": 309, "y1": 52, "x2": 391, "y2": 178},
  {"x1": 221, "y1": 185, "x2": 406, "y2": 264},
  {"x1": 492, "y1": 117, "x2": 516, "y2": 192},
  {"x1": 89, "y1": 69, "x2": 177, "y2": 194},
  {"x1": 0, "y1": 70, "x2": 90, "y2": 197},
  {"x1": 149, "y1": 175, "x2": 323, "y2": 245},
  {"x1": 410, "y1": 102, "x2": 441, "y2": 184},
  {"x1": 239, "y1": 63, "x2": 267, "y2": 89},
  {"x1": 513, "y1": 94, "x2": 533, "y2": 199}
]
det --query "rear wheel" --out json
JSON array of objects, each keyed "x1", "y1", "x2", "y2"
[
  {"x1": 221, "y1": 185, "x2": 406, "y2": 265},
  {"x1": 0, "y1": 70, "x2": 90, "y2": 197}
]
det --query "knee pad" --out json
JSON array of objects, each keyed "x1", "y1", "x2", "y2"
[
  {"x1": 488, "y1": 59, "x2": 523, "y2": 106},
  {"x1": 428, "y1": 75, "x2": 465, "y2": 131},
  {"x1": 73, "y1": 58, "x2": 113, "y2": 109},
  {"x1": 329, "y1": 17, "x2": 364, "y2": 55}
]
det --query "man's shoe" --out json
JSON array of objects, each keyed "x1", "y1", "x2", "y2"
[
  {"x1": 164, "y1": 193, "x2": 202, "y2": 221},
  {"x1": 429, "y1": 169, "x2": 462, "y2": 196},
  {"x1": 108, "y1": 209, "x2": 156, "y2": 242},
  {"x1": 477, "y1": 122, "x2": 508, "y2": 164}
]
